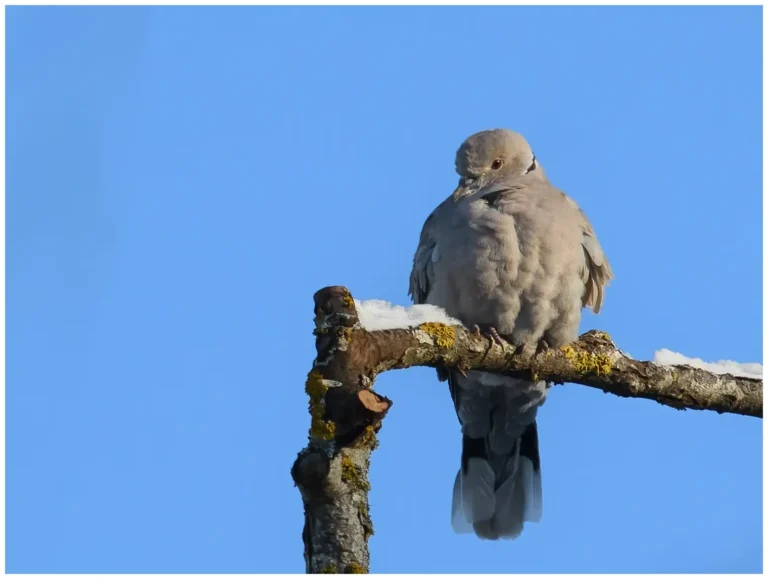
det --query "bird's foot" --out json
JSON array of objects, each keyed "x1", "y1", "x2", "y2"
[
  {"x1": 508, "y1": 338, "x2": 550, "y2": 358},
  {"x1": 471, "y1": 324, "x2": 507, "y2": 347},
  {"x1": 471, "y1": 324, "x2": 509, "y2": 362},
  {"x1": 535, "y1": 339, "x2": 550, "y2": 356}
]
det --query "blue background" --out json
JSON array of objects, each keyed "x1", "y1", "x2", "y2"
[{"x1": 7, "y1": 5, "x2": 762, "y2": 573}]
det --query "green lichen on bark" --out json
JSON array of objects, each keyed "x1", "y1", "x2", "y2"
[
  {"x1": 309, "y1": 405, "x2": 336, "y2": 440},
  {"x1": 339, "y1": 326, "x2": 353, "y2": 342},
  {"x1": 341, "y1": 454, "x2": 371, "y2": 492},
  {"x1": 306, "y1": 370, "x2": 336, "y2": 440},
  {"x1": 305, "y1": 370, "x2": 327, "y2": 401},
  {"x1": 357, "y1": 501, "x2": 374, "y2": 541},
  {"x1": 353, "y1": 425, "x2": 379, "y2": 450}
]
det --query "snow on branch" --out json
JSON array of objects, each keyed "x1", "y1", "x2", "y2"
[
  {"x1": 654, "y1": 349, "x2": 762, "y2": 380},
  {"x1": 353, "y1": 298, "x2": 462, "y2": 331},
  {"x1": 292, "y1": 286, "x2": 762, "y2": 574}
]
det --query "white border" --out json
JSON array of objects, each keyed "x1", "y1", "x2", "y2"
[{"x1": 1, "y1": 2, "x2": 764, "y2": 577}]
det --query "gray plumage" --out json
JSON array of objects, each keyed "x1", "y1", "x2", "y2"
[{"x1": 408, "y1": 129, "x2": 613, "y2": 540}]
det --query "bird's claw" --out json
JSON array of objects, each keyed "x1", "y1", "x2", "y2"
[
  {"x1": 508, "y1": 339, "x2": 549, "y2": 358},
  {"x1": 472, "y1": 324, "x2": 509, "y2": 363},
  {"x1": 471, "y1": 324, "x2": 507, "y2": 347}
]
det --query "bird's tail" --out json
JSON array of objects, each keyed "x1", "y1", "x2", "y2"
[{"x1": 451, "y1": 421, "x2": 543, "y2": 540}]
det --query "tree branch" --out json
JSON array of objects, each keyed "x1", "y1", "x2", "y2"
[{"x1": 291, "y1": 286, "x2": 762, "y2": 573}]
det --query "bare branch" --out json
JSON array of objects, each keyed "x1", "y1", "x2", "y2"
[{"x1": 292, "y1": 286, "x2": 762, "y2": 573}]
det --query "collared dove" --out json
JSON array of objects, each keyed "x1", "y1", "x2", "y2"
[{"x1": 409, "y1": 129, "x2": 613, "y2": 540}]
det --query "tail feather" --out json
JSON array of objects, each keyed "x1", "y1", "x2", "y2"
[
  {"x1": 461, "y1": 457, "x2": 497, "y2": 523},
  {"x1": 451, "y1": 471, "x2": 474, "y2": 534},
  {"x1": 520, "y1": 455, "x2": 543, "y2": 523},
  {"x1": 451, "y1": 422, "x2": 543, "y2": 540},
  {"x1": 490, "y1": 458, "x2": 526, "y2": 538}
]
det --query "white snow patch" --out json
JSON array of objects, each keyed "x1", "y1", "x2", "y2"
[
  {"x1": 354, "y1": 299, "x2": 462, "y2": 331},
  {"x1": 653, "y1": 349, "x2": 762, "y2": 379}
]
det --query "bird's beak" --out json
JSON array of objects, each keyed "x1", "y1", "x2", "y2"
[{"x1": 452, "y1": 177, "x2": 475, "y2": 200}]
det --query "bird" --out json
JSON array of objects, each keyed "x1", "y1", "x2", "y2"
[{"x1": 408, "y1": 128, "x2": 613, "y2": 540}]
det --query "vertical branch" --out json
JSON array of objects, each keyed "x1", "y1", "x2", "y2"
[{"x1": 291, "y1": 287, "x2": 391, "y2": 573}]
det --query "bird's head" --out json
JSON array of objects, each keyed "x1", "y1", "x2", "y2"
[{"x1": 453, "y1": 129, "x2": 542, "y2": 198}]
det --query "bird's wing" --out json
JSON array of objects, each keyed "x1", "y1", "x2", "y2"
[
  {"x1": 574, "y1": 203, "x2": 613, "y2": 314},
  {"x1": 409, "y1": 197, "x2": 455, "y2": 388},
  {"x1": 408, "y1": 201, "x2": 446, "y2": 305}
]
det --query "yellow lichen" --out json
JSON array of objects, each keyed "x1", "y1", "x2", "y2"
[
  {"x1": 561, "y1": 345, "x2": 612, "y2": 375},
  {"x1": 357, "y1": 501, "x2": 370, "y2": 520},
  {"x1": 342, "y1": 293, "x2": 355, "y2": 310},
  {"x1": 341, "y1": 454, "x2": 371, "y2": 492},
  {"x1": 357, "y1": 502, "x2": 374, "y2": 540},
  {"x1": 419, "y1": 322, "x2": 456, "y2": 349},
  {"x1": 306, "y1": 370, "x2": 336, "y2": 440},
  {"x1": 310, "y1": 405, "x2": 336, "y2": 440},
  {"x1": 345, "y1": 563, "x2": 366, "y2": 574},
  {"x1": 353, "y1": 425, "x2": 379, "y2": 450},
  {"x1": 306, "y1": 370, "x2": 328, "y2": 403},
  {"x1": 593, "y1": 331, "x2": 612, "y2": 341},
  {"x1": 320, "y1": 563, "x2": 338, "y2": 574}
]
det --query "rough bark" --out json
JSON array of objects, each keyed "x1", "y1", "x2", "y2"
[{"x1": 291, "y1": 285, "x2": 762, "y2": 573}]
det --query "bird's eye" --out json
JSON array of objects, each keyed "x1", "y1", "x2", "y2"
[{"x1": 491, "y1": 159, "x2": 503, "y2": 170}]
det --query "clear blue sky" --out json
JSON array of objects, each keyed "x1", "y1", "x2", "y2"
[{"x1": 7, "y1": 5, "x2": 762, "y2": 574}]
